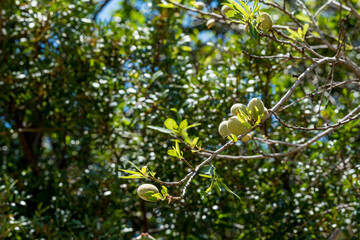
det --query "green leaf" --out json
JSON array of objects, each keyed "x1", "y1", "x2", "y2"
[
  {"x1": 158, "y1": 3, "x2": 175, "y2": 8},
  {"x1": 252, "y1": 3, "x2": 260, "y2": 14},
  {"x1": 295, "y1": 13, "x2": 311, "y2": 23},
  {"x1": 218, "y1": 180, "x2": 241, "y2": 200},
  {"x1": 161, "y1": 186, "x2": 168, "y2": 196},
  {"x1": 231, "y1": 134, "x2": 238, "y2": 142},
  {"x1": 127, "y1": 161, "x2": 142, "y2": 173},
  {"x1": 303, "y1": 24, "x2": 309, "y2": 37},
  {"x1": 144, "y1": 191, "x2": 159, "y2": 201},
  {"x1": 151, "y1": 193, "x2": 164, "y2": 200},
  {"x1": 119, "y1": 175, "x2": 145, "y2": 179},
  {"x1": 192, "y1": 137, "x2": 199, "y2": 146},
  {"x1": 286, "y1": 27, "x2": 301, "y2": 40},
  {"x1": 205, "y1": 180, "x2": 214, "y2": 194},
  {"x1": 179, "y1": 119, "x2": 188, "y2": 131},
  {"x1": 255, "y1": 114, "x2": 262, "y2": 126},
  {"x1": 147, "y1": 125, "x2": 173, "y2": 134},
  {"x1": 180, "y1": 46, "x2": 192, "y2": 52},
  {"x1": 167, "y1": 149, "x2": 178, "y2": 157},
  {"x1": 298, "y1": 27, "x2": 302, "y2": 38},
  {"x1": 184, "y1": 123, "x2": 201, "y2": 130},
  {"x1": 152, "y1": 71, "x2": 163, "y2": 82},
  {"x1": 199, "y1": 174, "x2": 212, "y2": 178},
  {"x1": 225, "y1": 10, "x2": 237, "y2": 18},
  {"x1": 237, "y1": 114, "x2": 253, "y2": 129},
  {"x1": 249, "y1": 23, "x2": 258, "y2": 40},
  {"x1": 342, "y1": 179, "x2": 351, "y2": 190},
  {"x1": 238, "y1": 1, "x2": 250, "y2": 16},
  {"x1": 200, "y1": 165, "x2": 215, "y2": 176},
  {"x1": 119, "y1": 169, "x2": 143, "y2": 176},
  {"x1": 227, "y1": 0, "x2": 247, "y2": 18},
  {"x1": 164, "y1": 118, "x2": 178, "y2": 131}
]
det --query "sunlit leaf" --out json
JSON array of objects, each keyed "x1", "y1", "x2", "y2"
[{"x1": 164, "y1": 118, "x2": 178, "y2": 130}]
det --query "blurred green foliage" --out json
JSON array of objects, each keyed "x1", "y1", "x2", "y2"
[{"x1": 0, "y1": 0, "x2": 360, "y2": 239}]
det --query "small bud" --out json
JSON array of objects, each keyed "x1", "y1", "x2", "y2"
[
  {"x1": 241, "y1": 133, "x2": 252, "y2": 142},
  {"x1": 194, "y1": 2, "x2": 206, "y2": 10},
  {"x1": 206, "y1": 19, "x2": 216, "y2": 29},
  {"x1": 221, "y1": 5, "x2": 232, "y2": 15}
]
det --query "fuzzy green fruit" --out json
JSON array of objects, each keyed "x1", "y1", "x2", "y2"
[
  {"x1": 206, "y1": 19, "x2": 215, "y2": 29},
  {"x1": 227, "y1": 116, "x2": 249, "y2": 136},
  {"x1": 248, "y1": 98, "x2": 265, "y2": 120},
  {"x1": 218, "y1": 121, "x2": 230, "y2": 137},
  {"x1": 137, "y1": 184, "x2": 159, "y2": 202},
  {"x1": 194, "y1": 2, "x2": 206, "y2": 10},
  {"x1": 241, "y1": 133, "x2": 252, "y2": 142},
  {"x1": 260, "y1": 12, "x2": 273, "y2": 30},
  {"x1": 221, "y1": 5, "x2": 232, "y2": 15},
  {"x1": 230, "y1": 103, "x2": 248, "y2": 116}
]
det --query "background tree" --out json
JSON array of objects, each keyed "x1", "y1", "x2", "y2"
[{"x1": 0, "y1": 0, "x2": 359, "y2": 239}]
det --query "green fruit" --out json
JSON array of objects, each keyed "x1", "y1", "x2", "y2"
[
  {"x1": 248, "y1": 98, "x2": 265, "y2": 120},
  {"x1": 241, "y1": 133, "x2": 252, "y2": 142},
  {"x1": 230, "y1": 103, "x2": 247, "y2": 116},
  {"x1": 260, "y1": 12, "x2": 273, "y2": 30},
  {"x1": 137, "y1": 184, "x2": 159, "y2": 202},
  {"x1": 206, "y1": 19, "x2": 215, "y2": 29},
  {"x1": 218, "y1": 121, "x2": 230, "y2": 137},
  {"x1": 227, "y1": 116, "x2": 249, "y2": 136},
  {"x1": 221, "y1": 5, "x2": 232, "y2": 15},
  {"x1": 194, "y1": 2, "x2": 206, "y2": 10}
]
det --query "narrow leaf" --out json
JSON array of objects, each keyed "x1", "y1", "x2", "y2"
[
  {"x1": 147, "y1": 125, "x2": 173, "y2": 134},
  {"x1": 184, "y1": 123, "x2": 201, "y2": 130},
  {"x1": 199, "y1": 174, "x2": 213, "y2": 178},
  {"x1": 218, "y1": 180, "x2": 241, "y2": 200},
  {"x1": 120, "y1": 169, "x2": 143, "y2": 176},
  {"x1": 120, "y1": 175, "x2": 145, "y2": 179},
  {"x1": 303, "y1": 24, "x2": 309, "y2": 37},
  {"x1": 127, "y1": 160, "x2": 142, "y2": 173}
]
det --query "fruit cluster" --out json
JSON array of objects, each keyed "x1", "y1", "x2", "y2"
[{"x1": 218, "y1": 98, "x2": 268, "y2": 142}]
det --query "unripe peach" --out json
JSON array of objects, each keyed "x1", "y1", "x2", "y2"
[
  {"x1": 227, "y1": 116, "x2": 249, "y2": 136},
  {"x1": 230, "y1": 103, "x2": 248, "y2": 116},
  {"x1": 248, "y1": 98, "x2": 265, "y2": 120},
  {"x1": 137, "y1": 184, "x2": 159, "y2": 202},
  {"x1": 260, "y1": 12, "x2": 273, "y2": 30},
  {"x1": 218, "y1": 121, "x2": 230, "y2": 137}
]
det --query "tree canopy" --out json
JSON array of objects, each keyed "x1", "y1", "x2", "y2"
[{"x1": 0, "y1": 0, "x2": 360, "y2": 239}]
